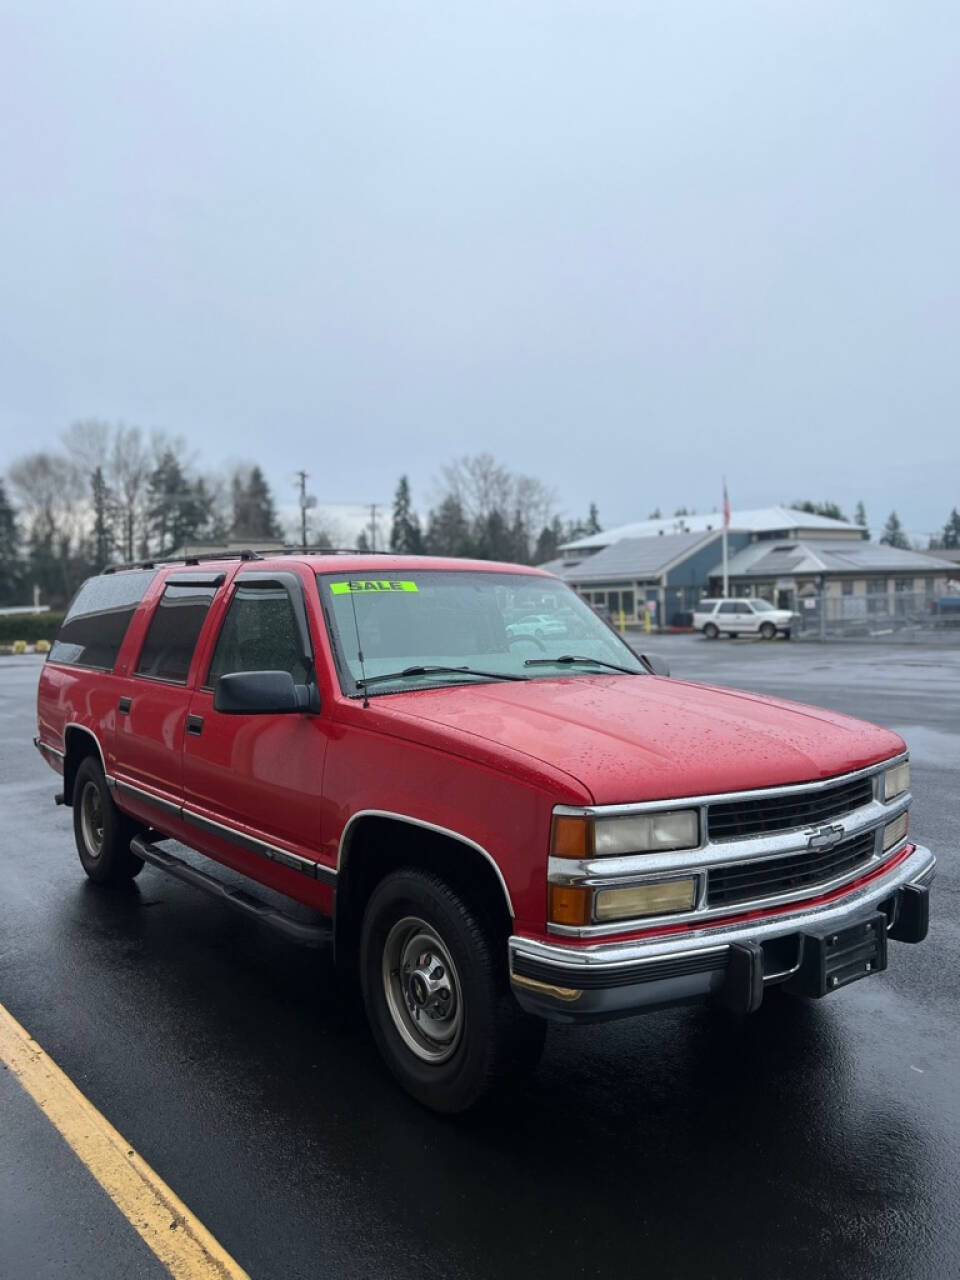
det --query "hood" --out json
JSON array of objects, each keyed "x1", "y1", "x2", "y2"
[{"x1": 382, "y1": 675, "x2": 903, "y2": 805}]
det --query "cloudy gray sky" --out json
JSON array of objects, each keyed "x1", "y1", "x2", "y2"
[{"x1": 2, "y1": 0, "x2": 957, "y2": 542}]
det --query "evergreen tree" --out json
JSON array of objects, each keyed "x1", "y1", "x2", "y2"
[
  {"x1": 880, "y1": 510, "x2": 909, "y2": 549},
  {"x1": 791, "y1": 500, "x2": 848, "y2": 521},
  {"x1": 533, "y1": 515, "x2": 566, "y2": 564},
  {"x1": 424, "y1": 495, "x2": 472, "y2": 556},
  {"x1": 90, "y1": 466, "x2": 115, "y2": 570},
  {"x1": 0, "y1": 479, "x2": 21, "y2": 604},
  {"x1": 586, "y1": 502, "x2": 601, "y2": 534},
  {"x1": 854, "y1": 500, "x2": 868, "y2": 536},
  {"x1": 355, "y1": 529, "x2": 371, "y2": 552},
  {"x1": 940, "y1": 507, "x2": 960, "y2": 550},
  {"x1": 146, "y1": 451, "x2": 212, "y2": 555},
  {"x1": 389, "y1": 475, "x2": 423, "y2": 553},
  {"x1": 232, "y1": 466, "x2": 284, "y2": 542}
]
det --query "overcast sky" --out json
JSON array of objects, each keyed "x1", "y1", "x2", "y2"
[{"x1": 2, "y1": 0, "x2": 957, "y2": 542}]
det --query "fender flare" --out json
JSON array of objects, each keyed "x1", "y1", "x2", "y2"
[{"x1": 337, "y1": 809, "x2": 515, "y2": 919}]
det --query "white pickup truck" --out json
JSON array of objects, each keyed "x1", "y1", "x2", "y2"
[{"x1": 694, "y1": 597, "x2": 795, "y2": 639}]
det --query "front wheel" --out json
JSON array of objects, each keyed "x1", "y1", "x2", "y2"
[
  {"x1": 72, "y1": 757, "x2": 144, "y2": 884},
  {"x1": 360, "y1": 869, "x2": 545, "y2": 1112},
  {"x1": 760, "y1": 622, "x2": 776, "y2": 640}
]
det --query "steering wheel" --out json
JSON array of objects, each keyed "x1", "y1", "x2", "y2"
[{"x1": 508, "y1": 633, "x2": 546, "y2": 653}]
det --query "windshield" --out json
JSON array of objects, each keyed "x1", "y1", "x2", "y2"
[
  {"x1": 317, "y1": 570, "x2": 646, "y2": 695},
  {"x1": 750, "y1": 598, "x2": 775, "y2": 611}
]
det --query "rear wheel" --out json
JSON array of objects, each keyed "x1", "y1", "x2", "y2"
[
  {"x1": 703, "y1": 622, "x2": 719, "y2": 639},
  {"x1": 72, "y1": 757, "x2": 144, "y2": 884},
  {"x1": 760, "y1": 622, "x2": 776, "y2": 640},
  {"x1": 360, "y1": 869, "x2": 545, "y2": 1112}
]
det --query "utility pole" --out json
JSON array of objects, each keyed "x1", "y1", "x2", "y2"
[
  {"x1": 296, "y1": 471, "x2": 309, "y2": 548},
  {"x1": 369, "y1": 503, "x2": 379, "y2": 552}
]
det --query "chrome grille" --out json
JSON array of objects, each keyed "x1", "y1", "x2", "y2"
[
  {"x1": 707, "y1": 775, "x2": 874, "y2": 841},
  {"x1": 706, "y1": 829, "x2": 877, "y2": 908}
]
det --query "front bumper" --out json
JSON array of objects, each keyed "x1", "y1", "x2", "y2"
[{"x1": 509, "y1": 842, "x2": 935, "y2": 1022}]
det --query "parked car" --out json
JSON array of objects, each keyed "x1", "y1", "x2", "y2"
[
  {"x1": 35, "y1": 555, "x2": 933, "y2": 1112},
  {"x1": 694, "y1": 596, "x2": 795, "y2": 639},
  {"x1": 505, "y1": 612, "x2": 566, "y2": 640}
]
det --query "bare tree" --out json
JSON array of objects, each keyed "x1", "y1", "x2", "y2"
[
  {"x1": 435, "y1": 454, "x2": 556, "y2": 561},
  {"x1": 62, "y1": 418, "x2": 112, "y2": 472},
  {"x1": 440, "y1": 454, "x2": 515, "y2": 525},
  {"x1": 8, "y1": 451, "x2": 86, "y2": 598},
  {"x1": 110, "y1": 425, "x2": 150, "y2": 561}
]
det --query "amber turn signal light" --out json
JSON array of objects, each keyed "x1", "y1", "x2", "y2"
[
  {"x1": 550, "y1": 814, "x2": 593, "y2": 859},
  {"x1": 548, "y1": 883, "x2": 593, "y2": 926}
]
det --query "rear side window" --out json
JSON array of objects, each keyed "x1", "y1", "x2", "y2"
[
  {"x1": 49, "y1": 571, "x2": 155, "y2": 670},
  {"x1": 206, "y1": 586, "x2": 310, "y2": 686},
  {"x1": 135, "y1": 583, "x2": 218, "y2": 684}
]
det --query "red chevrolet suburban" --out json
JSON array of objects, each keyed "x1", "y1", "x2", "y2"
[{"x1": 35, "y1": 554, "x2": 934, "y2": 1111}]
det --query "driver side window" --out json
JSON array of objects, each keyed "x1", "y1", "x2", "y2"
[{"x1": 207, "y1": 586, "x2": 310, "y2": 688}]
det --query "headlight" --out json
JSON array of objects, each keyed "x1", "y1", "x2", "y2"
[
  {"x1": 595, "y1": 811, "x2": 699, "y2": 855},
  {"x1": 883, "y1": 761, "x2": 910, "y2": 801},
  {"x1": 550, "y1": 810, "x2": 700, "y2": 858},
  {"x1": 594, "y1": 878, "x2": 698, "y2": 921},
  {"x1": 883, "y1": 812, "x2": 908, "y2": 851},
  {"x1": 548, "y1": 876, "x2": 699, "y2": 925}
]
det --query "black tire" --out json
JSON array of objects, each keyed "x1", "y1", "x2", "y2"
[
  {"x1": 784, "y1": 628, "x2": 792, "y2": 641},
  {"x1": 703, "y1": 623, "x2": 719, "y2": 640},
  {"x1": 760, "y1": 622, "x2": 776, "y2": 640},
  {"x1": 360, "y1": 869, "x2": 546, "y2": 1113},
  {"x1": 72, "y1": 757, "x2": 144, "y2": 884}
]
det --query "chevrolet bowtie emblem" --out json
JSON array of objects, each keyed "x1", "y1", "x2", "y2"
[{"x1": 806, "y1": 823, "x2": 845, "y2": 851}]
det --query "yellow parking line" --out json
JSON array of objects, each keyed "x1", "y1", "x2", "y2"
[{"x1": 0, "y1": 1001, "x2": 250, "y2": 1280}]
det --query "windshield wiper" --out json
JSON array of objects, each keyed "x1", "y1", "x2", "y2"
[
  {"x1": 356, "y1": 665, "x2": 529, "y2": 689},
  {"x1": 523, "y1": 655, "x2": 641, "y2": 676}
]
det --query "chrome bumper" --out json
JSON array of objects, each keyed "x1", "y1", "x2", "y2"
[{"x1": 509, "y1": 842, "x2": 935, "y2": 1022}]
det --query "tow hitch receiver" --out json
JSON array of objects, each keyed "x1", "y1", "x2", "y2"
[{"x1": 785, "y1": 912, "x2": 888, "y2": 998}]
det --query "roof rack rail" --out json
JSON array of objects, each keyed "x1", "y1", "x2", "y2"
[
  {"x1": 102, "y1": 549, "x2": 263, "y2": 574},
  {"x1": 266, "y1": 546, "x2": 394, "y2": 557}
]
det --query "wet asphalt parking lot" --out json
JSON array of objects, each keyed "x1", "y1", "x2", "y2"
[{"x1": 1, "y1": 638, "x2": 959, "y2": 1280}]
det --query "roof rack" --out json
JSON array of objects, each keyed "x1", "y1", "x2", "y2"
[
  {"x1": 102, "y1": 549, "x2": 263, "y2": 574},
  {"x1": 266, "y1": 546, "x2": 394, "y2": 557}
]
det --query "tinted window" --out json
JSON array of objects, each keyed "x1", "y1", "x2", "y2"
[
  {"x1": 718, "y1": 602, "x2": 739, "y2": 615},
  {"x1": 207, "y1": 586, "x2": 309, "y2": 686},
  {"x1": 135, "y1": 584, "x2": 217, "y2": 683},
  {"x1": 49, "y1": 571, "x2": 155, "y2": 670}
]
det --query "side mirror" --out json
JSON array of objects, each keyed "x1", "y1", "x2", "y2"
[
  {"x1": 214, "y1": 670, "x2": 318, "y2": 715},
  {"x1": 641, "y1": 653, "x2": 670, "y2": 677}
]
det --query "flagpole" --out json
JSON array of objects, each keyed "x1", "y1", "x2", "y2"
[{"x1": 722, "y1": 476, "x2": 729, "y2": 596}]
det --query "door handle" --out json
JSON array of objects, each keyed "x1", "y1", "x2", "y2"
[
  {"x1": 186, "y1": 714, "x2": 204, "y2": 737},
  {"x1": 118, "y1": 697, "x2": 131, "y2": 715}
]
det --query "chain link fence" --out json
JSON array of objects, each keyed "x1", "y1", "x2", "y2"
[{"x1": 794, "y1": 591, "x2": 960, "y2": 638}]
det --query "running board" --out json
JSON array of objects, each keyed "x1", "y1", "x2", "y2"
[{"x1": 130, "y1": 834, "x2": 332, "y2": 948}]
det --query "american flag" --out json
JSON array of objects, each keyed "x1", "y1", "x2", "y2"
[{"x1": 723, "y1": 479, "x2": 730, "y2": 529}]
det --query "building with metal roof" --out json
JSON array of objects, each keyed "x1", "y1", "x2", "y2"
[
  {"x1": 559, "y1": 506, "x2": 865, "y2": 555},
  {"x1": 705, "y1": 539, "x2": 956, "y2": 627},
  {"x1": 542, "y1": 530, "x2": 744, "y2": 627},
  {"x1": 540, "y1": 508, "x2": 954, "y2": 630}
]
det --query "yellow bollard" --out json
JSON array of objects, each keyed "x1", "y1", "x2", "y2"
[
  {"x1": 644, "y1": 608, "x2": 652, "y2": 635},
  {"x1": 619, "y1": 608, "x2": 625, "y2": 634}
]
